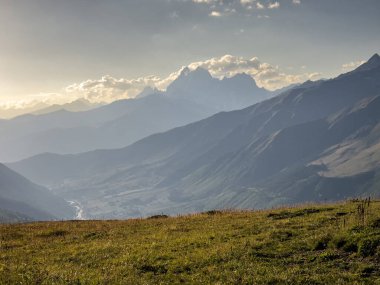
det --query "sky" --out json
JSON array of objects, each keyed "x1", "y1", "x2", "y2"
[{"x1": 0, "y1": 0, "x2": 379, "y2": 108}]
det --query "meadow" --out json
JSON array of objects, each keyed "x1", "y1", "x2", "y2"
[{"x1": 1, "y1": 199, "x2": 380, "y2": 284}]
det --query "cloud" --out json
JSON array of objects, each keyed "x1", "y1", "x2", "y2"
[
  {"x1": 341, "y1": 60, "x2": 365, "y2": 72},
  {"x1": 185, "y1": 55, "x2": 322, "y2": 90},
  {"x1": 256, "y1": 2, "x2": 265, "y2": 9},
  {"x1": 66, "y1": 54, "x2": 321, "y2": 103},
  {"x1": 209, "y1": 11, "x2": 222, "y2": 17},
  {"x1": 189, "y1": 0, "x2": 285, "y2": 14},
  {"x1": 189, "y1": 0, "x2": 298, "y2": 14},
  {"x1": 268, "y1": 2, "x2": 280, "y2": 9},
  {"x1": 240, "y1": 0, "x2": 254, "y2": 4},
  {"x1": 65, "y1": 74, "x2": 175, "y2": 103},
  {"x1": 192, "y1": 0, "x2": 217, "y2": 3},
  {"x1": 2, "y1": 55, "x2": 322, "y2": 109}
]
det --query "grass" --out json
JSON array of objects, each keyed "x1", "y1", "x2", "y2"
[{"x1": 1, "y1": 200, "x2": 380, "y2": 284}]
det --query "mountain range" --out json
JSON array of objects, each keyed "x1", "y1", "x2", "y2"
[
  {"x1": 0, "y1": 69, "x2": 271, "y2": 162},
  {"x1": 31, "y1": 98, "x2": 103, "y2": 115},
  {"x1": 0, "y1": 163, "x2": 74, "y2": 222},
  {"x1": 0, "y1": 98, "x2": 101, "y2": 120},
  {"x1": 8, "y1": 54, "x2": 380, "y2": 219}
]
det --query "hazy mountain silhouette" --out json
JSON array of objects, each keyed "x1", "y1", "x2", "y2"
[
  {"x1": 167, "y1": 67, "x2": 270, "y2": 111},
  {"x1": 0, "y1": 163, "x2": 74, "y2": 221},
  {"x1": 0, "y1": 71, "x2": 271, "y2": 162},
  {"x1": 9, "y1": 54, "x2": 380, "y2": 218},
  {"x1": 0, "y1": 102, "x2": 50, "y2": 119},
  {"x1": 32, "y1": 98, "x2": 102, "y2": 115},
  {"x1": 0, "y1": 208, "x2": 34, "y2": 223},
  {"x1": 0, "y1": 99, "x2": 100, "y2": 120}
]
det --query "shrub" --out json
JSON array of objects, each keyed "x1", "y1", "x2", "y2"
[
  {"x1": 357, "y1": 237, "x2": 380, "y2": 257},
  {"x1": 268, "y1": 208, "x2": 323, "y2": 220},
  {"x1": 318, "y1": 251, "x2": 339, "y2": 261},
  {"x1": 371, "y1": 218, "x2": 380, "y2": 228},
  {"x1": 358, "y1": 265, "x2": 376, "y2": 277},
  {"x1": 148, "y1": 214, "x2": 169, "y2": 219},
  {"x1": 205, "y1": 210, "x2": 223, "y2": 215},
  {"x1": 38, "y1": 230, "x2": 68, "y2": 238},
  {"x1": 330, "y1": 234, "x2": 358, "y2": 252},
  {"x1": 270, "y1": 230, "x2": 293, "y2": 241},
  {"x1": 139, "y1": 264, "x2": 168, "y2": 274},
  {"x1": 330, "y1": 235, "x2": 347, "y2": 249},
  {"x1": 314, "y1": 235, "x2": 331, "y2": 250},
  {"x1": 342, "y1": 240, "x2": 358, "y2": 253},
  {"x1": 350, "y1": 225, "x2": 365, "y2": 233}
]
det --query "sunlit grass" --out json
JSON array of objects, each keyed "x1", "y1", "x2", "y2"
[{"x1": 1, "y1": 200, "x2": 380, "y2": 284}]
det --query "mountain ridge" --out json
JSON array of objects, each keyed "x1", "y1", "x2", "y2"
[
  {"x1": 8, "y1": 54, "x2": 380, "y2": 218},
  {"x1": 0, "y1": 69, "x2": 273, "y2": 162},
  {"x1": 0, "y1": 163, "x2": 75, "y2": 220}
]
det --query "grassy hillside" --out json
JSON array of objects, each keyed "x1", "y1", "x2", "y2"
[{"x1": 1, "y1": 200, "x2": 380, "y2": 284}]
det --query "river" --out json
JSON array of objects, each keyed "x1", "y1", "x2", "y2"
[{"x1": 68, "y1": 200, "x2": 86, "y2": 220}]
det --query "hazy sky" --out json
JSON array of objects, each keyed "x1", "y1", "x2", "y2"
[{"x1": 1, "y1": 0, "x2": 379, "y2": 107}]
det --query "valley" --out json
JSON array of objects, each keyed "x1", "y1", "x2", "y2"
[
  {"x1": 1, "y1": 2, "x2": 379, "y2": 283},
  {"x1": 7, "y1": 54, "x2": 380, "y2": 219}
]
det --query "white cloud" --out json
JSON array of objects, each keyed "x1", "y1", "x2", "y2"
[
  {"x1": 268, "y1": 2, "x2": 280, "y2": 9},
  {"x1": 308, "y1": 72, "x2": 322, "y2": 80},
  {"x1": 2, "y1": 55, "x2": 323, "y2": 108},
  {"x1": 256, "y1": 2, "x2": 265, "y2": 9},
  {"x1": 240, "y1": 0, "x2": 255, "y2": 5},
  {"x1": 65, "y1": 74, "x2": 177, "y2": 103},
  {"x1": 188, "y1": 55, "x2": 322, "y2": 90},
  {"x1": 341, "y1": 60, "x2": 365, "y2": 72},
  {"x1": 209, "y1": 11, "x2": 222, "y2": 17},
  {"x1": 192, "y1": 0, "x2": 217, "y2": 3},
  {"x1": 64, "y1": 55, "x2": 322, "y2": 103},
  {"x1": 190, "y1": 0, "x2": 299, "y2": 13}
]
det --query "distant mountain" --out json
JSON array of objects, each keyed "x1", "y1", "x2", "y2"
[
  {"x1": 0, "y1": 102, "x2": 50, "y2": 119},
  {"x1": 0, "y1": 99, "x2": 100, "y2": 120},
  {"x1": 0, "y1": 70, "x2": 272, "y2": 162},
  {"x1": 167, "y1": 67, "x2": 270, "y2": 111},
  {"x1": 0, "y1": 208, "x2": 34, "y2": 223},
  {"x1": 353, "y1": 53, "x2": 380, "y2": 73},
  {"x1": 0, "y1": 95, "x2": 211, "y2": 162},
  {"x1": 0, "y1": 163, "x2": 74, "y2": 221},
  {"x1": 32, "y1": 98, "x2": 102, "y2": 115},
  {"x1": 9, "y1": 54, "x2": 380, "y2": 219}
]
